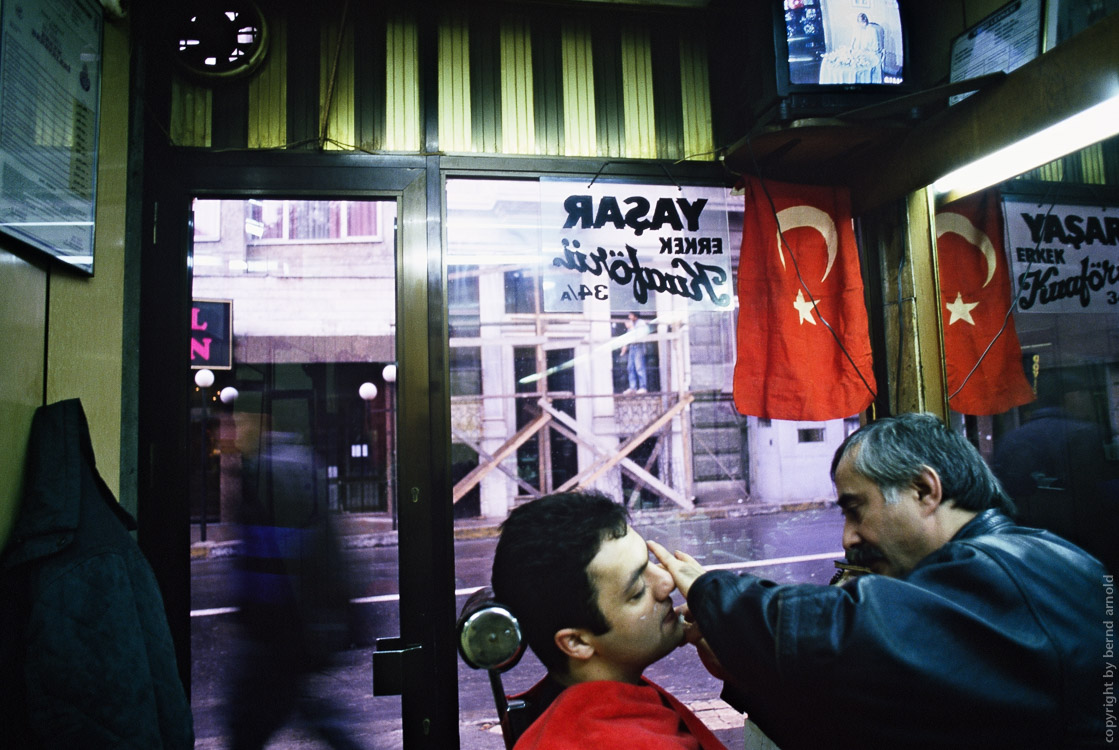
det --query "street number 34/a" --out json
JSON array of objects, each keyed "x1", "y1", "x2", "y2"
[{"x1": 561, "y1": 283, "x2": 609, "y2": 301}]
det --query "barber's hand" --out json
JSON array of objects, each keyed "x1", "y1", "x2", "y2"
[
  {"x1": 695, "y1": 637, "x2": 730, "y2": 682},
  {"x1": 648, "y1": 540, "x2": 706, "y2": 598},
  {"x1": 673, "y1": 603, "x2": 703, "y2": 646},
  {"x1": 673, "y1": 603, "x2": 730, "y2": 682}
]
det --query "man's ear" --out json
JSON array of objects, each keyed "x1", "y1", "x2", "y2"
[
  {"x1": 554, "y1": 628, "x2": 595, "y2": 662},
  {"x1": 912, "y1": 466, "x2": 943, "y2": 516}
]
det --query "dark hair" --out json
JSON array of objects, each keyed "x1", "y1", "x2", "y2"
[
  {"x1": 831, "y1": 412, "x2": 1013, "y2": 514},
  {"x1": 857, "y1": 12, "x2": 869, "y2": 23},
  {"x1": 491, "y1": 491, "x2": 629, "y2": 675}
]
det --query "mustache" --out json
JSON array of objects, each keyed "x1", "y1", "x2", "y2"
[{"x1": 846, "y1": 545, "x2": 886, "y2": 567}]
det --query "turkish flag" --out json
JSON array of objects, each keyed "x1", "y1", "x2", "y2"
[
  {"x1": 733, "y1": 176, "x2": 876, "y2": 421},
  {"x1": 936, "y1": 190, "x2": 1034, "y2": 415}
]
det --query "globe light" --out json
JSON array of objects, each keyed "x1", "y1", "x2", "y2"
[
  {"x1": 194, "y1": 368, "x2": 215, "y2": 388},
  {"x1": 382, "y1": 363, "x2": 397, "y2": 383},
  {"x1": 358, "y1": 381, "x2": 378, "y2": 401},
  {"x1": 219, "y1": 386, "x2": 239, "y2": 404}
]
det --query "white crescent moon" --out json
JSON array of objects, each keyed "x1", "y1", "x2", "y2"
[
  {"x1": 776, "y1": 206, "x2": 838, "y2": 282},
  {"x1": 935, "y1": 211, "x2": 996, "y2": 288}
]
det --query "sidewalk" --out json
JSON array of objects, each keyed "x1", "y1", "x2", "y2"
[{"x1": 189, "y1": 495, "x2": 835, "y2": 560}]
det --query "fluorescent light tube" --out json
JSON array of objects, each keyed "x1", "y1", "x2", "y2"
[{"x1": 933, "y1": 92, "x2": 1119, "y2": 200}]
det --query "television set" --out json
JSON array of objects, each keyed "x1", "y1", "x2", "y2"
[{"x1": 751, "y1": 0, "x2": 915, "y2": 124}]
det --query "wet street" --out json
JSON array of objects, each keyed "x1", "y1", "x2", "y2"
[{"x1": 190, "y1": 505, "x2": 844, "y2": 748}]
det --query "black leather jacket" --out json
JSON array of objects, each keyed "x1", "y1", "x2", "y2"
[{"x1": 688, "y1": 510, "x2": 1109, "y2": 749}]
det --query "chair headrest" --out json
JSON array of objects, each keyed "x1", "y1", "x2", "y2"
[{"x1": 457, "y1": 587, "x2": 526, "y2": 672}]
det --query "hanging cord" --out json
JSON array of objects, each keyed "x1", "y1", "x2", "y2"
[
  {"x1": 894, "y1": 230, "x2": 911, "y2": 409},
  {"x1": 319, "y1": 0, "x2": 352, "y2": 149},
  {"x1": 587, "y1": 160, "x2": 681, "y2": 191},
  {"x1": 742, "y1": 133, "x2": 878, "y2": 401}
]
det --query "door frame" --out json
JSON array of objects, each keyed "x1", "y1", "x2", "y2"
[{"x1": 135, "y1": 149, "x2": 457, "y2": 748}]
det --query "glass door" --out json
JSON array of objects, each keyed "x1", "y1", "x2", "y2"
[{"x1": 188, "y1": 197, "x2": 406, "y2": 748}]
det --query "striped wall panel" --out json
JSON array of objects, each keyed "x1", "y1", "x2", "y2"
[
  {"x1": 652, "y1": 25, "x2": 685, "y2": 161},
  {"x1": 679, "y1": 30, "x2": 714, "y2": 161},
  {"x1": 385, "y1": 12, "x2": 421, "y2": 152},
  {"x1": 499, "y1": 13, "x2": 535, "y2": 155},
  {"x1": 169, "y1": 80, "x2": 211, "y2": 148},
  {"x1": 247, "y1": 13, "x2": 286, "y2": 149},
  {"x1": 561, "y1": 21, "x2": 596, "y2": 157},
  {"x1": 286, "y1": 7, "x2": 321, "y2": 149},
  {"x1": 1080, "y1": 142, "x2": 1105, "y2": 184},
  {"x1": 320, "y1": 7, "x2": 356, "y2": 150},
  {"x1": 532, "y1": 19, "x2": 564, "y2": 156},
  {"x1": 593, "y1": 25, "x2": 625, "y2": 158},
  {"x1": 165, "y1": 2, "x2": 719, "y2": 163},
  {"x1": 439, "y1": 8, "x2": 473, "y2": 153},
  {"x1": 620, "y1": 26, "x2": 655, "y2": 159},
  {"x1": 470, "y1": 5, "x2": 502, "y2": 153},
  {"x1": 353, "y1": 2, "x2": 387, "y2": 152}
]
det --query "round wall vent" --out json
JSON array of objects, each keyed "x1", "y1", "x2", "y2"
[{"x1": 172, "y1": 1, "x2": 269, "y2": 82}]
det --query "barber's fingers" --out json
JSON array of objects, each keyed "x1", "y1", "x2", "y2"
[
  {"x1": 647, "y1": 539, "x2": 678, "y2": 568},
  {"x1": 671, "y1": 548, "x2": 702, "y2": 567},
  {"x1": 647, "y1": 539, "x2": 706, "y2": 597},
  {"x1": 677, "y1": 608, "x2": 705, "y2": 646},
  {"x1": 647, "y1": 539, "x2": 704, "y2": 573}
]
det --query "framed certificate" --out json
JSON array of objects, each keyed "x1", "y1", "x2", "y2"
[
  {"x1": 949, "y1": 0, "x2": 1044, "y2": 104},
  {"x1": 0, "y1": 0, "x2": 102, "y2": 275}
]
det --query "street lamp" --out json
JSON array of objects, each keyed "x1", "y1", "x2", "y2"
[
  {"x1": 382, "y1": 364, "x2": 397, "y2": 530},
  {"x1": 359, "y1": 382, "x2": 378, "y2": 510},
  {"x1": 195, "y1": 368, "x2": 215, "y2": 389},
  {"x1": 194, "y1": 368, "x2": 215, "y2": 542},
  {"x1": 358, "y1": 381, "x2": 379, "y2": 401}
]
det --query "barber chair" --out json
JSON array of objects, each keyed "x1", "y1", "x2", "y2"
[{"x1": 457, "y1": 587, "x2": 562, "y2": 749}]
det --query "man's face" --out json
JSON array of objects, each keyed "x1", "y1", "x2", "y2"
[
  {"x1": 585, "y1": 525, "x2": 684, "y2": 680},
  {"x1": 833, "y1": 449, "x2": 937, "y2": 578}
]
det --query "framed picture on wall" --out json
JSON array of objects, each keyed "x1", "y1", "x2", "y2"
[{"x1": 0, "y1": 0, "x2": 102, "y2": 275}]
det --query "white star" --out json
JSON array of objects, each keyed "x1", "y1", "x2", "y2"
[
  {"x1": 793, "y1": 289, "x2": 818, "y2": 325},
  {"x1": 945, "y1": 291, "x2": 979, "y2": 325}
]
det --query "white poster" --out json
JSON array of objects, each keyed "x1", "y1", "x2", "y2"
[
  {"x1": 541, "y1": 180, "x2": 734, "y2": 313},
  {"x1": 948, "y1": 0, "x2": 1042, "y2": 104},
  {"x1": 1003, "y1": 199, "x2": 1119, "y2": 313},
  {"x1": 0, "y1": 0, "x2": 102, "y2": 274}
]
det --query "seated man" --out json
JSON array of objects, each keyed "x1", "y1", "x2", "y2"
[
  {"x1": 491, "y1": 491, "x2": 726, "y2": 750},
  {"x1": 652, "y1": 412, "x2": 1108, "y2": 750}
]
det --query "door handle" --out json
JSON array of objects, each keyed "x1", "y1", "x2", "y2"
[{"x1": 372, "y1": 637, "x2": 423, "y2": 696}]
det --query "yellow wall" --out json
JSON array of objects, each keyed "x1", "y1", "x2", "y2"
[
  {"x1": 0, "y1": 15, "x2": 131, "y2": 550},
  {"x1": 0, "y1": 251, "x2": 46, "y2": 550}
]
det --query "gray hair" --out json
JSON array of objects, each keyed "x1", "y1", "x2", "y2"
[{"x1": 831, "y1": 412, "x2": 1013, "y2": 513}]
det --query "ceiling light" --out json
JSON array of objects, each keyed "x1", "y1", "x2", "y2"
[{"x1": 932, "y1": 91, "x2": 1119, "y2": 202}]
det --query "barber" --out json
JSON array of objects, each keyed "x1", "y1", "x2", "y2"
[{"x1": 650, "y1": 412, "x2": 1109, "y2": 750}]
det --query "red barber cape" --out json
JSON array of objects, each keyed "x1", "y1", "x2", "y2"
[
  {"x1": 513, "y1": 679, "x2": 726, "y2": 750},
  {"x1": 936, "y1": 191, "x2": 1034, "y2": 415},
  {"x1": 734, "y1": 175, "x2": 876, "y2": 420}
]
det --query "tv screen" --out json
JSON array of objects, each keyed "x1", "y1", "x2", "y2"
[{"x1": 781, "y1": 0, "x2": 906, "y2": 89}]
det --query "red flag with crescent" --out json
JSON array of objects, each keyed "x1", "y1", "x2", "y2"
[
  {"x1": 733, "y1": 175, "x2": 876, "y2": 420},
  {"x1": 936, "y1": 190, "x2": 1034, "y2": 415}
]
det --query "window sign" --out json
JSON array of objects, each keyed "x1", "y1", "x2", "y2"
[
  {"x1": 541, "y1": 180, "x2": 733, "y2": 313},
  {"x1": 0, "y1": 0, "x2": 102, "y2": 274},
  {"x1": 191, "y1": 299, "x2": 233, "y2": 369},
  {"x1": 1003, "y1": 200, "x2": 1119, "y2": 314}
]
